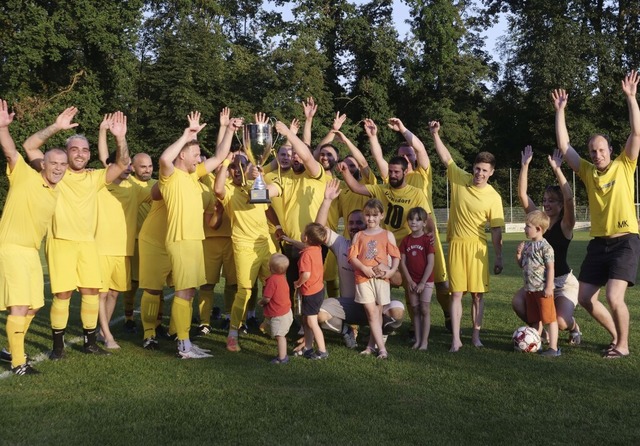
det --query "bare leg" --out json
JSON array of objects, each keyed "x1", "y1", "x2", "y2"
[
  {"x1": 548, "y1": 321, "x2": 559, "y2": 351},
  {"x1": 303, "y1": 316, "x2": 314, "y2": 351},
  {"x1": 408, "y1": 290, "x2": 420, "y2": 349},
  {"x1": 98, "y1": 291, "x2": 117, "y2": 347},
  {"x1": 418, "y1": 286, "x2": 433, "y2": 350},
  {"x1": 605, "y1": 279, "x2": 630, "y2": 354},
  {"x1": 363, "y1": 302, "x2": 385, "y2": 352},
  {"x1": 450, "y1": 291, "x2": 464, "y2": 352},
  {"x1": 276, "y1": 335, "x2": 288, "y2": 360},
  {"x1": 578, "y1": 282, "x2": 618, "y2": 346},
  {"x1": 471, "y1": 292, "x2": 484, "y2": 347},
  {"x1": 306, "y1": 314, "x2": 326, "y2": 352},
  {"x1": 512, "y1": 287, "x2": 527, "y2": 323}
]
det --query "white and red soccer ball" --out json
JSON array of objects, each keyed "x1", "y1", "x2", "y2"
[{"x1": 512, "y1": 326, "x2": 541, "y2": 353}]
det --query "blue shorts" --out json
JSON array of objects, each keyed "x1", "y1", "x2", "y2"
[{"x1": 302, "y1": 288, "x2": 325, "y2": 316}]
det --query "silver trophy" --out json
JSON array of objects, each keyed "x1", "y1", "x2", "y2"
[{"x1": 243, "y1": 123, "x2": 273, "y2": 204}]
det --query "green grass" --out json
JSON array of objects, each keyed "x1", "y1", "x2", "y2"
[{"x1": 2, "y1": 232, "x2": 640, "y2": 445}]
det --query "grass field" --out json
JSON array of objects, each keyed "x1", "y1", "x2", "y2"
[{"x1": 1, "y1": 232, "x2": 640, "y2": 445}]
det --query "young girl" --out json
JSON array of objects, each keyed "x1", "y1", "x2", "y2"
[
  {"x1": 399, "y1": 207, "x2": 435, "y2": 350},
  {"x1": 348, "y1": 199, "x2": 400, "y2": 359}
]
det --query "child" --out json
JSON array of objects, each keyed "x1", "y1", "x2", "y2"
[
  {"x1": 259, "y1": 254, "x2": 293, "y2": 364},
  {"x1": 348, "y1": 198, "x2": 400, "y2": 359},
  {"x1": 399, "y1": 207, "x2": 435, "y2": 350},
  {"x1": 516, "y1": 210, "x2": 560, "y2": 357},
  {"x1": 293, "y1": 223, "x2": 329, "y2": 360}
]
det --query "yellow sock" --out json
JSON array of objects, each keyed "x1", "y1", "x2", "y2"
[
  {"x1": 198, "y1": 288, "x2": 214, "y2": 326},
  {"x1": 171, "y1": 297, "x2": 191, "y2": 341},
  {"x1": 24, "y1": 313, "x2": 35, "y2": 333},
  {"x1": 141, "y1": 291, "x2": 160, "y2": 339},
  {"x1": 224, "y1": 283, "x2": 236, "y2": 315},
  {"x1": 80, "y1": 294, "x2": 99, "y2": 330},
  {"x1": 50, "y1": 297, "x2": 71, "y2": 330},
  {"x1": 7, "y1": 315, "x2": 26, "y2": 368}
]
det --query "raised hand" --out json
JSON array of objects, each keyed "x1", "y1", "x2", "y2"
[
  {"x1": 324, "y1": 178, "x2": 342, "y2": 201},
  {"x1": 333, "y1": 130, "x2": 348, "y2": 144},
  {"x1": 99, "y1": 113, "x2": 113, "y2": 131},
  {"x1": 0, "y1": 100, "x2": 15, "y2": 128},
  {"x1": 428, "y1": 121, "x2": 440, "y2": 135},
  {"x1": 274, "y1": 120, "x2": 289, "y2": 136},
  {"x1": 185, "y1": 111, "x2": 206, "y2": 138},
  {"x1": 55, "y1": 106, "x2": 80, "y2": 131},
  {"x1": 219, "y1": 107, "x2": 230, "y2": 127},
  {"x1": 335, "y1": 161, "x2": 349, "y2": 174},
  {"x1": 521, "y1": 145, "x2": 533, "y2": 166},
  {"x1": 548, "y1": 149, "x2": 563, "y2": 169},
  {"x1": 289, "y1": 118, "x2": 300, "y2": 135},
  {"x1": 622, "y1": 70, "x2": 639, "y2": 97},
  {"x1": 302, "y1": 97, "x2": 317, "y2": 119},
  {"x1": 551, "y1": 89, "x2": 568, "y2": 111},
  {"x1": 332, "y1": 112, "x2": 347, "y2": 131},
  {"x1": 228, "y1": 117, "x2": 244, "y2": 131},
  {"x1": 254, "y1": 112, "x2": 268, "y2": 125},
  {"x1": 109, "y1": 111, "x2": 127, "y2": 139},
  {"x1": 387, "y1": 117, "x2": 407, "y2": 133},
  {"x1": 363, "y1": 118, "x2": 377, "y2": 138}
]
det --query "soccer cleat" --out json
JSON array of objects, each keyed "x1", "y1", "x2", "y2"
[
  {"x1": 142, "y1": 337, "x2": 159, "y2": 350},
  {"x1": 342, "y1": 326, "x2": 358, "y2": 349},
  {"x1": 245, "y1": 316, "x2": 261, "y2": 332},
  {"x1": 48, "y1": 349, "x2": 65, "y2": 361},
  {"x1": 178, "y1": 348, "x2": 213, "y2": 359},
  {"x1": 0, "y1": 348, "x2": 25, "y2": 363},
  {"x1": 191, "y1": 343, "x2": 212, "y2": 354},
  {"x1": 239, "y1": 323, "x2": 248, "y2": 335},
  {"x1": 539, "y1": 348, "x2": 562, "y2": 357},
  {"x1": 155, "y1": 325, "x2": 171, "y2": 339},
  {"x1": 12, "y1": 363, "x2": 40, "y2": 376},
  {"x1": 226, "y1": 336, "x2": 241, "y2": 352},
  {"x1": 196, "y1": 324, "x2": 212, "y2": 337},
  {"x1": 270, "y1": 356, "x2": 290, "y2": 364},
  {"x1": 211, "y1": 307, "x2": 222, "y2": 320},
  {"x1": 123, "y1": 319, "x2": 138, "y2": 334},
  {"x1": 83, "y1": 343, "x2": 112, "y2": 356}
]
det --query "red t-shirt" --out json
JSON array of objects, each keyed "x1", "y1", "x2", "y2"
[
  {"x1": 298, "y1": 245, "x2": 324, "y2": 295},
  {"x1": 399, "y1": 233, "x2": 435, "y2": 283},
  {"x1": 262, "y1": 273, "x2": 291, "y2": 317}
]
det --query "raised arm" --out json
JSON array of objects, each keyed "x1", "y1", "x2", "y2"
[
  {"x1": 0, "y1": 99, "x2": 19, "y2": 169},
  {"x1": 316, "y1": 178, "x2": 341, "y2": 227},
  {"x1": 388, "y1": 118, "x2": 429, "y2": 170},
  {"x1": 213, "y1": 160, "x2": 229, "y2": 201},
  {"x1": 104, "y1": 111, "x2": 131, "y2": 183},
  {"x1": 551, "y1": 89, "x2": 580, "y2": 172},
  {"x1": 159, "y1": 111, "x2": 206, "y2": 177},
  {"x1": 23, "y1": 106, "x2": 79, "y2": 169},
  {"x1": 548, "y1": 149, "x2": 575, "y2": 237},
  {"x1": 97, "y1": 114, "x2": 112, "y2": 168},
  {"x1": 275, "y1": 120, "x2": 321, "y2": 177},
  {"x1": 428, "y1": 121, "x2": 452, "y2": 166},
  {"x1": 364, "y1": 118, "x2": 388, "y2": 179},
  {"x1": 336, "y1": 161, "x2": 371, "y2": 197},
  {"x1": 216, "y1": 107, "x2": 230, "y2": 146},
  {"x1": 314, "y1": 112, "x2": 346, "y2": 158},
  {"x1": 302, "y1": 97, "x2": 317, "y2": 146},
  {"x1": 334, "y1": 130, "x2": 371, "y2": 178},
  {"x1": 517, "y1": 145, "x2": 537, "y2": 213},
  {"x1": 202, "y1": 117, "x2": 243, "y2": 173},
  {"x1": 622, "y1": 70, "x2": 640, "y2": 161}
]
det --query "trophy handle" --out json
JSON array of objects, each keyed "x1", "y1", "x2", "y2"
[{"x1": 269, "y1": 116, "x2": 283, "y2": 148}]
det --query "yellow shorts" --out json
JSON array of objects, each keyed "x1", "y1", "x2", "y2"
[
  {"x1": 99, "y1": 255, "x2": 131, "y2": 292},
  {"x1": 138, "y1": 239, "x2": 172, "y2": 291},
  {"x1": 130, "y1": 240, "x2": 140, "y2": 282},
  {"x1": 166, "y1": 240, "x2": 206, "y2": 291},
  {"x1": 0, "y1": 245, "x2": 45, "y2": 311},
  {"x1": 203, "y1": 236, "x2": 236, "y2": 285},
  {"x1": 432, "y1": 228, "x2": 448, "y2": 284},
  {"x1": 234, "y1": 242, "x2": 273, "y2": 290},
  {"x1": 46, "y1": 238, "x2": 102, "y2": 293},
  {"x1": 323, "y1": 250, "x2": 338, "y2": 282},
  {"x1": 447, "y1": 239, "x2": 489, "y2": 294}
]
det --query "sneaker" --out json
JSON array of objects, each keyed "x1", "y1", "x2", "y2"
[
  {"x1": 177, "y1": 348, "x2": 213, "y2": 359},
  {"x1": 191, "y1": 343, "x2": 212, "y2": 354},
  {"x1": 226, "y1": 336, "x2": 241, "y2": 352},
  {"x1": 246, "y1": 316, "x2": 260, "y2": 332},
  {"x1": 211, "y1": 307, "x2": 222, "y2": 320},
  {"x1": 302, "y1": 348, "x2": 317, "y2": 359},
  {"x1": 270, "y1": 356, "x2": 290, "y2": 364},
  {"x1": 539, "y1": 348, "x2": 561, "y2": 357},
  {"x1": 12, "y1": 363, "x2": 40, "y2": 376},
  {"x1": 142, "y1": 337, "x2": 159, "y2": 350},
  {"x1": 315, "y1": 350, "x2": 329, "y2": 360},
  {"x1": 123, "y1": 319, "x2": 138, "y2": 334},
  {"x1": 83, "y1": 343, "x2": 111, "y2": 355},
  {"x1": 383, "y1": 317, "x2": 398, "y2": 335},
  {"x1": 239, "y1": 323, "x2": 248, "y2": 335},
  {"x1": 569, "y1": 329, "x2": 582, "y2": 346},
  {"x1": 342, "y1": 326, "x2": 358, "y2": 349},
  {"x1": 49, "y1": 349, "x2": 65, "y2": 361},
  {"x1": 196, "y1": 324, "x2": 212, "y2": 337},
  {"x1": 220, "y1": 319, "x2": 230, "y2": 331}
]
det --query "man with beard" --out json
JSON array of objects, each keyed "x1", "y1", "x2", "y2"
[
  {"x1": 23, "y1": 107, "x2": 129, "y2": 359},
  {"x1": 0, "y1": 99, "x2": 68, "y2": 374},
  {"x1": 370, "y1": 118, "x2": 452, "y2": 330}
]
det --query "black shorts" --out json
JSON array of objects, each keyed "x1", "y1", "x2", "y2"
[
  {"x1": 578, "y1": 234, "x2": 640, "y2": 286},
  {"x1": 302, "y1": 288, "x2": 325, "y2": 316}
]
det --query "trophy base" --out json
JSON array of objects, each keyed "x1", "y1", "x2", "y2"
[{"x1": 249, "y1": 188, "x2": 271, "y2": 204}]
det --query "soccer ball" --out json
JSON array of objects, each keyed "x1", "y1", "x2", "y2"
[{"x1": 512, "y1": 326, "x2": 541, "y2": 353}]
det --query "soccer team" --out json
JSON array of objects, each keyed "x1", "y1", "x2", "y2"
[{"x1": 1, "y1": 71, "x2": 639, "y2": 374}]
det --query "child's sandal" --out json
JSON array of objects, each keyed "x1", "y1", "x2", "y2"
[{"x1": 360, "y1": 347, "x2": 376, "y2": 356}]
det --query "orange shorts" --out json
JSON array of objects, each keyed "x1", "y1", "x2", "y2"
[{"x1": 525, "y1": 290, "x2": 556, "y2": 324}]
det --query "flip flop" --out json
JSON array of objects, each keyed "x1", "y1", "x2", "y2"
[
  {"x1": 601, "y1": 342, "x2": 616, "y2": 354},
  {"x1": 603, "y1": 348, "x2": 629, "y2": 359}
]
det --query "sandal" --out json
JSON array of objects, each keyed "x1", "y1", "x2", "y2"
[
  {"x1": 603, "y1": 348, "x2": 629, "y2": 359},
  {"x1": 360, "y1": 347, "x2": 376, "y2": 356},
  {"x1": 601, "y1": 342, "x2": 616, "y2": 354},
  {"x1": 377, "y1": 350, "x2": 388, "y2": 360}
]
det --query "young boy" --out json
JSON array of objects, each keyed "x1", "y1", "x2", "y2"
[
  {"x1": 292, "y1": 223, "x2": 329, "y2": 360},
  {"x1": 260, "y1": 254, "x2": 293, "y2": 364},
  {"x1": 517, "y1": 210, "x2": 560, "y2": 357}
]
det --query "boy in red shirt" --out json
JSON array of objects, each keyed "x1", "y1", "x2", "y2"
[{"x1": 260, "y1": 253, "x2": 293, "y2": 364}]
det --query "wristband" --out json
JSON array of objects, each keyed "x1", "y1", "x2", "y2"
[
  {"x1": 222, "y1": 159, "x2": 231, "y2": 167},
  {"x1": 275, "y1": 225, "x2": 282, "y2": 230}
]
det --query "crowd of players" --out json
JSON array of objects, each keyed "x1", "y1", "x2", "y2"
[{"x1": 1, "y1": 71, "x2": 639, "y2": 374}]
